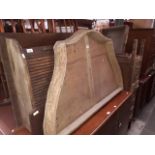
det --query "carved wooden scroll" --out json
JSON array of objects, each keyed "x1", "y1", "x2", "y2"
[{"x1": 43, "y1": 30, "x2": 123, "y2": 134}]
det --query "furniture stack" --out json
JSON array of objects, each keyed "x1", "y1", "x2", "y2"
[
  {"x1": 0, "y1": 20, "x2": 10, "y2": 105},
  {"x1": 0, "y1": 30, "x2": 132, "y2": 135},
  {"x1": 0, "y1": 33, "x2": 71, "y2": 134},
  {"x1": 1, "y1": 21, "x2": 154, "y2": 135},
  {"x1": 126, "y1": 29, "x2": 155, "y2": 116},
  {"x1": 102, "y1": 26, "x2": 144, "y2": 125},
  {"x1": 0, "y1": 19, "x2": 94, "y2": 33}
]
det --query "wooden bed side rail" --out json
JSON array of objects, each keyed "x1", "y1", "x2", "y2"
[{"x1": 72, "y1": 91, "x2": 132, "y2": 135}]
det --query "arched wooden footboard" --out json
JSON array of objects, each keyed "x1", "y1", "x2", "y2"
[{"x1": 43, "y1": 30, "x2": 123, "y2": 134}]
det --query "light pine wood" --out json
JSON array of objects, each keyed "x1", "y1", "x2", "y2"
[
  {"x1": 0, "y1": 38, "x2": 33, "y2": 130},
  {"x1": 43, "y1": 30, "x2": 123, "y2": 135}
]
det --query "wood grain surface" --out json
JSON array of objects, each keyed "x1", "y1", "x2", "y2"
[
  {"x1": 43, "y1": 30, "x2": 123, "y2": 134},
  {"x1": 0, "y1": 33, "x2": 71, "y2": 132},
  {"x1": 72, "y1": 91, "x2": 131, "y2": 135}
]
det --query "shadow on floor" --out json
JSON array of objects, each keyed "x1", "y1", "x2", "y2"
[{"x1": 128, "y1": 96, "x2": 155, "y2": 135}]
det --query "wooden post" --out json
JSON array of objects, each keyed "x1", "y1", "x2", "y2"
[{"x1": 0, "y1": 19, "x2": 4, "y2": 32}]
